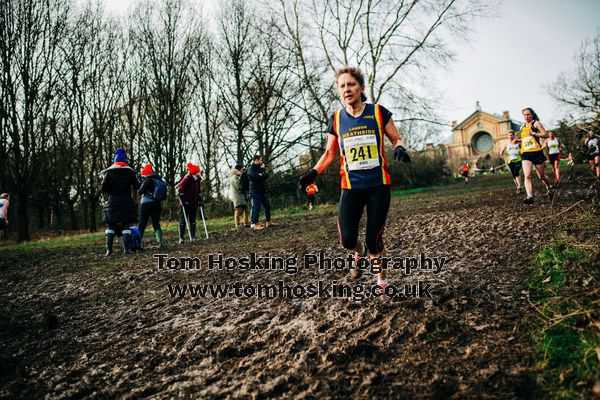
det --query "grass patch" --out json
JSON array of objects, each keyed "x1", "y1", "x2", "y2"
[
  {"x1": 392, "y1": 186, "x2": 435, "y2": 196},
  {"x1": 0, "y1": 203, "x2": 339, "y2": 256},
  {"x1": 527, "y1": 242, "x2": 599, "y2": 399}
]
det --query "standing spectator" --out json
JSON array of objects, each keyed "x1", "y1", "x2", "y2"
[
  {"x1": 100, "y1": 148, "x2": 140, "y2": 255},
  {"x1": 306, "y1": 183, "x2": 318, "y2": 210},
  {"x1": 177, "y1": 162, "x2": 202, "y2": 242},
  {"x1": 229, "y1": 164, "x2": 249, "y2": 229},
  {"x1": 0, "y1": 193, "x2": 9, "y2": 239},
  {"x1": 248, "y1": 155, "x2": 274, "y2": 230},
  {"x1": 137, "y1": 163, "x2": 166, "y2": 248}
]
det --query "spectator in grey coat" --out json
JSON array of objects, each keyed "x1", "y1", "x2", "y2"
[{"x1": 229, "y1": 164, "x2": 249, "y2": 229}]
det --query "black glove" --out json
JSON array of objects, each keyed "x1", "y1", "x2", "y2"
[
  {"x1": 393, "y1": 145, "x2": 411, "y2": 163},
  {"x1": 298, "y1": 169, "x2": 318, "y2": 191}
]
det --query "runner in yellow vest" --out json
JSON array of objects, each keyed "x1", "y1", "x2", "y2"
[
  {"x1": 519, "y1": 107, "x2": 553, "y2": 204},
  {"x1": 500, "y1": 130, "x2": 523, "y2": 194}
]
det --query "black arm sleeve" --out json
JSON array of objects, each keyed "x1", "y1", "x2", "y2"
[
  {"x1": 327, "y1": 112, "x2": 336, "y2": 136},
  {"x1": 248, "y1": 167, "x2": 266, "y2": 182},
  {"x1": 379, "y1": 104, "x2": 393, "y2": 126},
  {"x1": 131, "y1": 172, "x2": 141, "y2": 190},
  {"x1": 138, "y1": 177, "x2": 151, "y2": 195},
  {"x1": 101, "y1": 174, "x2": 110, "y2": 194}
]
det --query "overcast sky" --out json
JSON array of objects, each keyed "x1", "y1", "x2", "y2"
[
  {"x1": 101, "y1": 0, "x2": 600, "y2": 142},
  {"x1": 436, "y1": 0, "x2": 600, "y2": 141}
]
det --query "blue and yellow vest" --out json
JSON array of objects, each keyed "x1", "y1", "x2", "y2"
[{"x1": 332, "y1": 103, "x2": 391, "y2": 189}]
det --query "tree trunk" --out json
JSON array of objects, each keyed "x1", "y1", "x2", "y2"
[
  {"x1": 37, "y1": 204, "x2": 45, "y2": 230},
  {"x1": 68, "y1": 202, "x2": 78, "y2": 231},
  {"x1": 17, "y1": 195, "x2": 30, "y2": 241},
  {"x1": 89, "y1": 200, "x2": 98, "y2": 232}
]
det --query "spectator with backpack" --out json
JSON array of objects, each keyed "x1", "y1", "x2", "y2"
[
  {"x1": 101, "y1": 148, "x2": 140, "y2": 255},
  {"x1": 137, "y1": 163, "x2": 166, "y2": 248},
  {"x1": 177, "y1": 162, "x2": 202, "y2": 242},
  {"x1": 229, "y1": 164, "x2": 250, "y2": 229}
]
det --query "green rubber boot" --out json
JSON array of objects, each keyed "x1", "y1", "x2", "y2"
[
  {"x1": 105, "y1": 233, "x2": 115, "y2": 256},
  {"x1": 122, "y1": 233, "x2": 132, "y2": 255},
  {"x1": 155, "y1": 229, "x2": 164, "y2": 249}
]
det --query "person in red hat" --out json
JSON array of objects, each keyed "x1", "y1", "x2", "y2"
[
  {"x1": 137, "y1": 163, "x2": 166, "y2": 248},
  {"x1": 177, "y1": 162, "x2": 202, "y2": 242}
]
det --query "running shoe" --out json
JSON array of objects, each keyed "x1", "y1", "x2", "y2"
[
  {"x1": 351, "y1": 243, "x2": 368, "y2": 280},
  {"x1": 377, "y1": 278, "x2": 389, "y2": 291},
  {"x1": 251, "y1": 223, "x2": 265, "y2": 230},
  {"x1": 523, "y1": 197, "x2": 534, "y2": 205}
]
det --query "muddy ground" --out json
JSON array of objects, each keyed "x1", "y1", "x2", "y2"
[{"x1": 0, "y1": 174, "x2": 595, "y2": 399}]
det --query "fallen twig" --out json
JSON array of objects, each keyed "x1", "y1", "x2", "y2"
[
  {"x1": 526, "y1": 291, "x2": 551, "y2": 322},
  {"x1": 540, "y1": 200, "x2": 584, "y2": 226}
]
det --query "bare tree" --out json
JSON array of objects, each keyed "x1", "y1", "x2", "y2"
[
  {"x1": 274, "y1": 0, "x2": 492, "y2": 150},
  {"x1": 190, "y1": 40, "x2": 226, "y2": 199},
  {"x1": 248, "y1": 20, "x2": 306, "y2": 168},
  {"x1": 131, "y1": 0, "x2": 205, "y2": 217},
  {"x1": 59, "y1": 3, "x2": 127, "y2": 232},
  {"x1": 0, "y1": 0, "x2": 70, "y2": 240},
  {"x1": 551, "y1": 32, "x2": 600, "y2": 128},
  {"x1": 215, "y1": 0, "x2": 260, "y2": 166}
]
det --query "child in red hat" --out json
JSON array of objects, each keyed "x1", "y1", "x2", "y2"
[
  {"x1": 177, "y1": 163, "x2": 202, "y2": 242},
  {"x1": 137, "y1": 163, "x2": 166, "y2": 248}
]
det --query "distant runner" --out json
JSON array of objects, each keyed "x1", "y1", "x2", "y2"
[
  {"x1": 519, "y1": 108, "x2": 553, "y2": 204},
  {"x1": 299, "y1": 67, "x2": 411, "y2": 289},
  {"x1": 500, "y1": 130, "x2": 523, "y2": 194},
  {"x1": 461, "y1": 162, "x2": 471, "y2": 184},
  {"x1": 543, "y1": 131, "x2": 568, "y2": 183},
  {"x1": 306, "y1": 183, "x2": 318, "y2": 211},
  {"x1": 585, "y1": 130, "x2": 600, "y2": 179}
]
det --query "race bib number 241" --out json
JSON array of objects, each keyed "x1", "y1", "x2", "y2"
[{"x1": 343, "y1": 134, "x2": 380, "y2": 171}]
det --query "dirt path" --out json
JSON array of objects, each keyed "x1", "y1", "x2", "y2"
[{"x1": 0, "y1": 176, "x2": 590, "y2": 399}]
